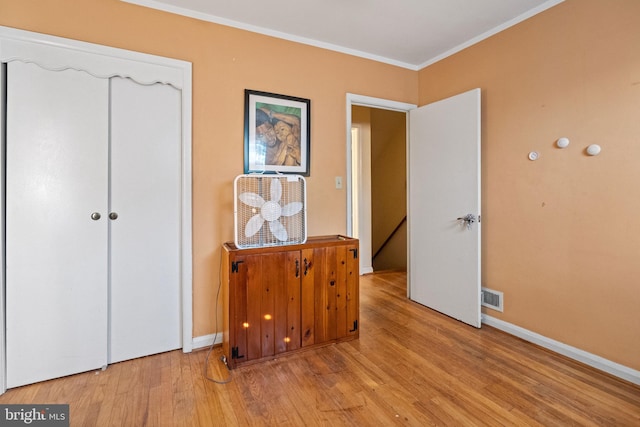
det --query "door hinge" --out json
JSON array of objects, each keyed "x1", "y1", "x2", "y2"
[
  {"x1": 231, "y1": 346, "x2": 244, "y2": 359},
  {"x1": 231, "y1": 260, "x2": 244, "y2": 273},
  {"x1": 349, "y1": 320, "x2": 358, "y2": 332},
  {"x1": 349, "y1": 248, "x2": 358, "y2": 259}
]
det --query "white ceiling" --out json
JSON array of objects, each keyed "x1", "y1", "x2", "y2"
[{"x1": 123, "y1": 0, "x2": 563, "y2": 70}]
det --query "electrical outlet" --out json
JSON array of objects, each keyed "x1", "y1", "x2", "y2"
[{"x1": 335, "y1": 176, "x2": 343, "y2": 189}]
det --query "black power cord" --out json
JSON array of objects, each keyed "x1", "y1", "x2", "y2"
[{"x1": 202, "y1": 250, "x2": 232, "y2": 384}]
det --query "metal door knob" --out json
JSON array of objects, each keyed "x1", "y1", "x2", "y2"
[
  {"x1": 91, "y1": 212, "x2": 101, "y2": 221},
  {"x1": 109, "y1": 212, "x2": 118, "y2": 220},
  {"x1": 457, "y1": 214, "x2": 477, "y2": 230}
]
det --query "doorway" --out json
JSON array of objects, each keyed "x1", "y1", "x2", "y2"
[
  {"x1": 345, "y1": 94, "x2": 416, "y2": 277},
  {"x1": 352, "y1": 106, "x2": 407, "y2": 271}
]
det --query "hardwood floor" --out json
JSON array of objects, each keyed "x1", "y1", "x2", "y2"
[{"x1": 2, "y1": 271, "x2": 639, "y2": 426}]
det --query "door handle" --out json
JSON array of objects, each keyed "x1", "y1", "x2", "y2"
[
  {"x1": 457, "y1": 214, "x2": 478, "y2": 230},
  {"x1": 304, "y1": 258, "x2": 312, "y2": 276},
  {"x1": 109, "y1": 212, "x2": 118, "y2": 220},
  {"x1": 90, "y1": 212, "x2": 101, "y2": 221}
]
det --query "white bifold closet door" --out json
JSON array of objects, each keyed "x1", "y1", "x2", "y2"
[
  {"x1": 6, "y1": 62, "x2": 110, "y2": 388},
  {"x1": 5, "y1": 61, "x2": 181, "y2": 388},
  {"x1": 109, "y1": 76, "x2": 181, "y2": 364}
]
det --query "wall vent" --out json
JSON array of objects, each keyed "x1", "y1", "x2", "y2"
[{"x1": 481, "y1": 288, "x2": 504, "y2": 312}]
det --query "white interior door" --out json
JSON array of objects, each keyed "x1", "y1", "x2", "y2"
[
  {"x1": 408, "y1": 88, "x2": 481, "y2": 328},
  {"x1": 5, "y1": 62, "x2": 109, "y2": 388},
  {"x1": 109, "y1": 77, "x2": 182, "y2": 363}
]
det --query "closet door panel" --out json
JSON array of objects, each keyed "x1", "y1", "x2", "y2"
[
  {"x1": 109, "y1": 77, "x2": 182, "y2": 363},
  {"x1": 5, "y1": 62, "x2": 109, "y2": 388}
]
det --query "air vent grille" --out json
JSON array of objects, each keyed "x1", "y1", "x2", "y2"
[{"x1": 481, "y1": 288, "x2": 504, "y2": 312}]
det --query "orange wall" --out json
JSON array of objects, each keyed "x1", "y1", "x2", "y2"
[
  {"x1": 419, "y1": 0, "x2": 640, "y2": 370},
  {"x1": 0, "y1": 0, "x2": 418, "y2": 338}
]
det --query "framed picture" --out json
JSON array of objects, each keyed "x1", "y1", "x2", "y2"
[{"x1": 244, "y1": 89, "x2": 310, "y2": 176}]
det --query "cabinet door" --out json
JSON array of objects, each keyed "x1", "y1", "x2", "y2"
[
  {"x1": 230, "y1": 251, "x2": 301, "y2": 365},
  {"x1": 281, "y1": 251, "x2": 302, "y2": 353},
  {"x1": 301, "y1": 243, "x2": 359, "y2": 347},
  {"x1": 109, "y1": 77, "x2": 182, "y2": 363},
  {"x1": 301, "y1": 246, "x2": 341, "y2": 344},
  {"x1": 5, "y1": 62, "x2": 109, "y2": 388},
  {"x1": 345, "y1": 243, "x2": 360, "y2": 339}
]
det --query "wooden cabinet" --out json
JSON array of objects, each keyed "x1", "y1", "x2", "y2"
[{"x1": 222, "y1": 235, "x2": 359, "y2": 368}]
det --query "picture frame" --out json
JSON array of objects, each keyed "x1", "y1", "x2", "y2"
[{"x1": 244, "y1": 89, "x2": 310, "y2": 176}]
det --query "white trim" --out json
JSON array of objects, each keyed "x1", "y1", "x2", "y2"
[
  {"x1": 122, "y1": 0, "x2": 564, "y2": 71},
  {"x1": 346, "y1": 94, "x2": 416, "y2": 276},
  {"x1": 0, "y1": 26, "x2": 186, "y2": 87},
  {"x1": 482, "y1": 314, "x2": 640, "y2": 386},
  {"x1": 0, "y1": 58, "x2": 6, "y2": 395},
  {"x1": 122, "y1": 0, "x2": 419, "y2": 70},
  {"x1": 0, "y1": 25, "x2": 193, "y2": 394},
  {"x1": 347, "y1": 94, "x2": 417, "y2": 112},
  {"x1": 181, "y1": 69, "x2": 193, "y2": 354},
  {"x1": 416, "y1": 0, "x2": 565, "y2": 69},
  {"x1": 192, "y1": 333, "x2": 223, "y2": 351}
]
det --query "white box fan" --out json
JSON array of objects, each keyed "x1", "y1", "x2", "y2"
[{"x1": 234, "y1": 174, "x2": 307, "y2": 248}]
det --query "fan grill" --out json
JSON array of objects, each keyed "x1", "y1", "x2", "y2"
[{"x1": 234, "y1": 174, "x2": 307, "y2": 248}]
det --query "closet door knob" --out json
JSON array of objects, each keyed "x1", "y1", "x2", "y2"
[
  {"x1": 90, "y1": 212, "x2": 101, "y2": 220},
  {"x1": 109, "y1": 212, "x2": 118, "y2": 220}
]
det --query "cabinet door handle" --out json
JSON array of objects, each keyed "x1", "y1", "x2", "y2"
[
  {"x1": 295, "y1": 259, "x2": 300, "y2": 278},
  {"x1": 304, "y1": 258, "x2": 312, "y2": 275}
]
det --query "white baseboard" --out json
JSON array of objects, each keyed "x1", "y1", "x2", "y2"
[
  {"x1": 193, "y1": 319, "x2": 639, "y2": 386},
  {"x1": 361, "y1": 267, "x2": 374, "y2": 275},
  {"x1": 482, "y1": 314, "x2": 640, "y2": 386},
  {"x1": 192, "y1": 333, "x2": 223, "y2": 350}
]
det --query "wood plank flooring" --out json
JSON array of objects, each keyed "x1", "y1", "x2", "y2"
[{"x1": 1, "y1": 271, "x2": 639, "y2": 426}]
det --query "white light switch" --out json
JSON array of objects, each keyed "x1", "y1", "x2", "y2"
[{"x1": 335, "y1": 176, "x2": 343, "y2": 189}]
